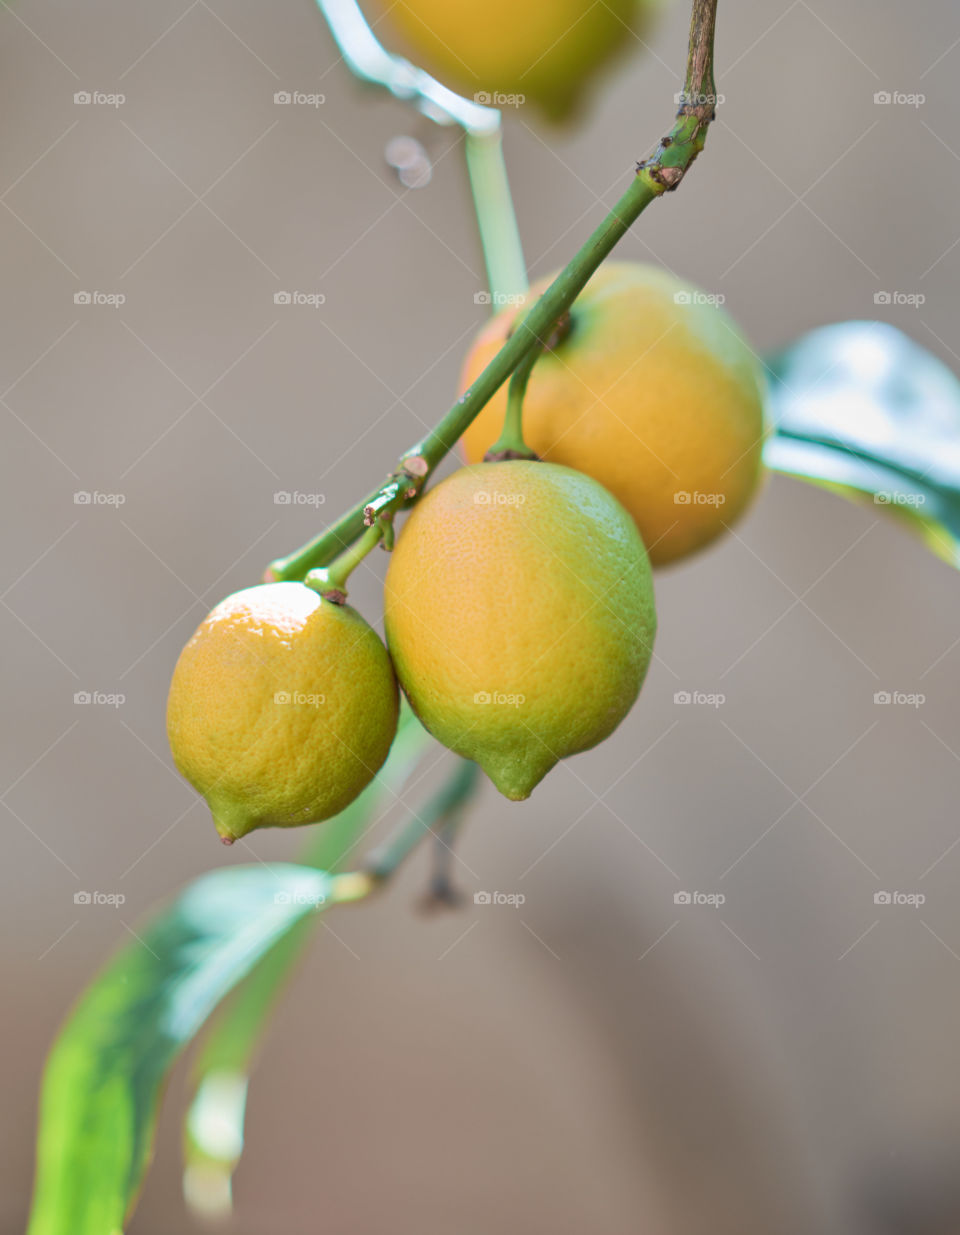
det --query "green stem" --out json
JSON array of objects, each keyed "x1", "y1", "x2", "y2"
[
  {"x1": 268, "y1": 0, "x2": 718, "y2": 584},
  {"x1": 485, "y1": 327, "x2": 543, "y2": 460},
  {"x1": 465, "y1": 129, "x2": 528, "y2": 303},
  {"x1": 302, "y1": 756, "x2": 478, "y2": 906},
  {"x1": 423, "y1": 789, "x2": 473, "y2": 907},
  {"x1": 363, "y1": 759, "x2": 479, "y2": 882},
  {"x1": 303, "y1": 521, "x2": 382, "y2": 600}
]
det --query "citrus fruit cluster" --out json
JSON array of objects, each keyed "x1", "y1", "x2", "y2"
[{"x1": 167, "y1": 264, "x2": 766, "y2": 841}]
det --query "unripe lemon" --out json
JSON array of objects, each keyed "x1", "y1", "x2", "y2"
[
  {"x1": 167, "y1": 582, "x2": 398, "y2": 842},
  {"x1": 460, "y1": 263, "x2": 768, "y2": 565},
  {"x1": 383, "y1": 461, "x2": 656, "y2": 800},
  {"x1": 365, "y1": 0, "x2": 662, "y2": 122}
]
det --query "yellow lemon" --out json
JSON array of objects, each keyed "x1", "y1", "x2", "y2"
[
  {"x1": 384, "y1": 461, "x2": 656, "y2": 799},
  {"x1": 460, "y1": 263, "x2": 768, "y2": 565},
  {"x1": 365, "y1": 0, "x2": 662, "y2": 122},
  {"x1": 167, "y1": 582, "x2": 398, "y2": 842}
]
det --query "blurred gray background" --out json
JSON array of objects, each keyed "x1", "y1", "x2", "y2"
[{"x1": 3, "y1": 0, "x2": 960, "y2": 1232}]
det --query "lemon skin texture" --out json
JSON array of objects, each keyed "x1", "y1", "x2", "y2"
[
  {"x1": 366, "y1": 0, "x2": 660, "y2": 122},
  {"x1": 167, "y1": 582, "x2": 398, "y2": 842},
  {"x1": 383, "y1": 461, "x2": 656, "y2": 800},
  {"x1": 460, "y1": 263, "x2": 768, "y2": 566}
]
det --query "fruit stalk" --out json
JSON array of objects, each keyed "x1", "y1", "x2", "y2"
[
  {"x1": 464, "y1": 129, "x2": 529, "y2": 303},
  {"x1": 362, "y1": 757, "x2": 479, "y2": 883},
  {"x1": 304, "y1": 519, "x2": 384, "y2": 601},
  {"x1": 268, "y1": 0, "x2": 719, "y2": 584},
  {"x1": 484, "y1": 323, "x2": 543, "y2": 460},
  {"x1": 424, "y1": 804, "x2": 472, "y2": 908}
]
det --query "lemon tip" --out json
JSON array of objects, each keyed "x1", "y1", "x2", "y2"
[{"x1": 211, "y1": 803, "x2": 258, "y2": 844}]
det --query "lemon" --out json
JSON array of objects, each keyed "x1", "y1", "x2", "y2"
[
  {"x1": 366, "y1": 0, "x2": 661, "y2": 122},
  {"x1": 167, "y1": 582, "x2": 398, "y2": 842},
  {"x1": 384, "y1": 461, "x2": 656, "y2": 799},
  {"x1": 460, "y1": 262, "x2": 768, "y2": 565}
]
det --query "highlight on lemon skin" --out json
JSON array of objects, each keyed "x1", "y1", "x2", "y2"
[
  {"x1": 167, "y1": 582, "x2": 399, "y2": 842},
  {"x1": 383, "y1": 460, "x2": 657, "y2": 800},
  {"x1": 459, "y1": 262, "x2": 769, "y2": 566}
]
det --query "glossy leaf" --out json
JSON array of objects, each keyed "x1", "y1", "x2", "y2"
[
  {"x1": 764, "y1": 321, "x2": 960, "y2": 567},
  {"x1": 27, "y1": 864, "x2": 332, "y2": 1235}
]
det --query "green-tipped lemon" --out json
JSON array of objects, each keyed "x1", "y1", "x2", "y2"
[
  {"x1": 384, "y1": 461, "x2": 656, "y2": 799},
  {"x1": 167, "y1": 582, "x2": 398, "y2": 841}
]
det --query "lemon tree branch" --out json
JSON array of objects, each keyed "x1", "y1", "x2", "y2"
[
  {"x1": 268, "y1": 0, "x2": 719, "y2": 584},
  {"x1": 323, "y1": 757, "x2": 480, "y2": 905},
  {"x1": 362, "y1": 757, "x2": 479, "y2": 884}
]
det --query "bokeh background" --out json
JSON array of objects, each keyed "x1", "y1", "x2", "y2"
[{"x1": 3, "y1": 1, "x2": 960, "y2": 1232}]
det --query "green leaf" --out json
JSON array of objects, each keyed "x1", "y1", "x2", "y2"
[
  {"x1": 182, "y1": 706, "x2": 432, "y2": 1216},
  {"x1": 764, "y1": 321, "x2": 960, "y2": 568},
  {"x1": 27, "y1": 864, "x2": 332, "y2": 1235}
]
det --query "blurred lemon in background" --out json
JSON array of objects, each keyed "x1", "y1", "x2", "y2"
[
  {"x1": 366, "y1": 0, "x2": 665, "y2": 122},
  {"x1": 460, "y1": 263, "x2": 768, "y2": 565}
]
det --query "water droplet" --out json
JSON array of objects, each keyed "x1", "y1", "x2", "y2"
[{"x1": 385, "y1": 136, "x2": 432, "y2": 188}]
